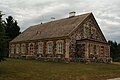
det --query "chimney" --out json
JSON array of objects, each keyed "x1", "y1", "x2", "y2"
[
  {"x1": 51, "y1": 17, "x2": 55, "y2": 21},
  {"x1": 69, "y1": 11, "x2": 76, "y2": 18}
]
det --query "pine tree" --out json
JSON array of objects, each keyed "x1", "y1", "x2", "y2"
[
  {"x1": 108, "y1": 40, "x2": 120, "y2": 61},
  {"x1": 5, "y1": 16, "x2": 21, "y2": 40},
  {"x1": 0, "y1": 11, "x2": 8, "y2": 61}
]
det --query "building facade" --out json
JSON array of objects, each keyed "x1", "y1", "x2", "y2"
[{"x1": 9, "y1": 12, "x2": 111, "y2": 62}]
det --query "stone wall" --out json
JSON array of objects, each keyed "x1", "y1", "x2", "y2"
[
  {"x1": 77, "y1": 40, "x2": 110, "y2": 59},
  {"x1": 9, "y1": 38, "x2": 70, "y2": 59}
]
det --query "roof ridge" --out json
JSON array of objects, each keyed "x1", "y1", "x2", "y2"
[{"x1": 31, "y1": 12, "x2": 91, "y2": 27}]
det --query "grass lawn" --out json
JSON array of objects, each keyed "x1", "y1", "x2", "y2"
[{"x1": 0, "y1": 59, "x2": 120, "y2": 80}]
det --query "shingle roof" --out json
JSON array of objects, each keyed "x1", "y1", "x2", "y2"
[{"x1": 10, "y1": 13, "x2": 91, "y2": 43}]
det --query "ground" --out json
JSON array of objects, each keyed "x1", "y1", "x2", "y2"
[{"x1": 0, "y1": 59, "x2": 120, "y2": 80}]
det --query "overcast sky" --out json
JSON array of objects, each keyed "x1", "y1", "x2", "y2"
[{"x1": 0, "y1": 0, "x2": 120, "y2": 42}]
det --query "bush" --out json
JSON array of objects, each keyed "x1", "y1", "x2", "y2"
[{"x1": 113, "y1": 58, "x2": 120, "y2": 62}]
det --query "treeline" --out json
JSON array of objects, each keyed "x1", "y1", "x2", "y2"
[
  {"x1": 0, "y1": 11, "x2": 20, "y2": 61},
  {"x1": 108, "y1": 40, "x2": 120, "y2": 62}
]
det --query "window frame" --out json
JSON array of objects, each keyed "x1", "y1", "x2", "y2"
[
  {"x1": 38, "y1": 42, "x2": 43, "y2": 54},
  {"x1": 21, "y1": 44, "x2": 26, "y2": 54},
  {"x1": 57, "y1": 40, "x2": 63, "y2": 54},
  {"x1": 16, "y1": 44, "x2": 20, "y2": 54},
  {"x1": 47, "y1": 41, "x2": 53, "y2": 54}
]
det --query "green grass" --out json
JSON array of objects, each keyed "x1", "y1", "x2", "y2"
[{"x1": 0, "y1": 59, "x2": 120, "y2": 80}]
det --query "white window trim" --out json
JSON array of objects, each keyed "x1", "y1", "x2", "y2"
[
  {"x1": 21, "y1": 43, "x2": 26, "y2": 54},
  {"x1": 47, "y1": 41, "x2": 53, "y2": 54},
  {"x1": 38, "y1": 42, "x2": 43, "y2": 54},
  {"x1": 57, "y1": 40, "x2": 63, "y2": 54},
  {"x1": 16, "y1": 44, "x2": 20, "y2": 54},
  {"x1": 29, "y1": 43, "x2": 35, "y2": 55}
]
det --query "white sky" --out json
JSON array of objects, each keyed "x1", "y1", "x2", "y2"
[{"x1": 0, "y1": 0, "x2": 120, "y2": 42}]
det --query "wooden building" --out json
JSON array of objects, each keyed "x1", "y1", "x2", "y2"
[{"x1": 9, "y1": 12, "x2": 111, "y2": 62}]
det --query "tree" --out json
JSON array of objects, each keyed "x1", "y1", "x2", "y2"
[
  {"x1": 117, "y1": 43, "x2": 120, "y2": 57},
  {"x1": 5, "y1": 16, "x2": 21, "y2": 40},
  {"x1": 0, "y1": 11, "x2": 21, "y2": 60},
  {"x1": 108, "y1": 40, "x2": 120, "y2": 61},
  {"x1": 0, "y1": 11, "x2": 8, "y2": 62},
  {"x1": 4, "y1": 16, "x2": 21, "y2": 57}
]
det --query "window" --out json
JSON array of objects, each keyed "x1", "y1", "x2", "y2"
[
  {"x1": 38, "y1": 42, "x2": 43, "y2": 54},
  {"x1": 58, "y1": 42, "x2": 62, "y2": 54},
  {"x1": 11, "y1": 44, "x2": 15, "y2": 54},
  {"x1": 29, "y1": 43, "x2": 34, "y2": 55},
  {"x1": 30, "y1": 44, "x2": 33, "y2": 53},
  {"x1": 47, "y1": 43, "x2": 52, "y2": 54},
  {"x1": 57, "y1": 41, "x2": 63, "y2": 54},
  {"x1": 100, "y1": 46, "x2": 104, "y2": 55},
  {"x1": 48, "y1": 43, "x2": 50, "y2": 53},
  {"x1": 94, "y1": 45, "x2": 97, "y2": 54},
  {"x1": 88, "y1": 44, "x2": 90, "y2": 58},
  {"x1": 80, "y1": 44, "x2": 85, "y2": 58},
  {"x1": 96, "y1": 45, "x2": 99, "y2": 55},
  {"x1": 16, "y1": 44, "x2": 20, "y2": 54},
  {"x1": 59, "y1": 42, "x2": 62, "y2": 51},
  {"x1": 21, "y1": 44, "x2": 26, "y2": 54}
]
